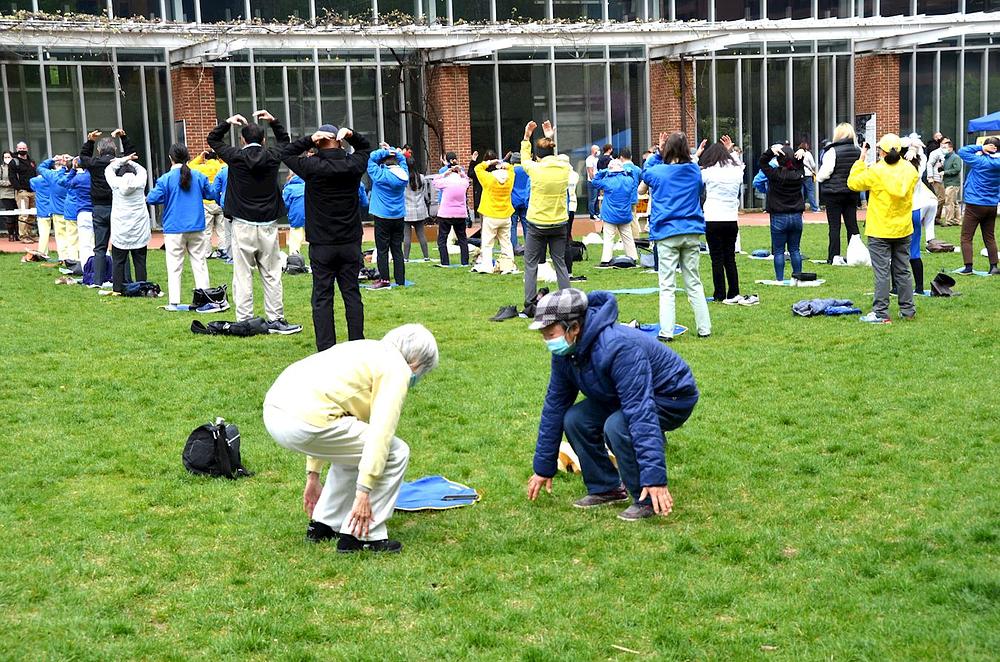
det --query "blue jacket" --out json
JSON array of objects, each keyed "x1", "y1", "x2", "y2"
[
  {"x1": 367, "y1": 149, "x2": 408, "y2": 219},
  {"x1": 511, "y1": 164, "x2": 531, "y2": 209},
  {"x1": 38, "y1": 160, "x2": 70, "y2": 216},
  {"x1": 534, "y1": 291, "x2": 699, "y2": 486},
  {"x1": 641, "y1": 153, "x2": 705, "y2": 240},
  {"x1": 213, "y1": 166, "x2": 228, "y2": 207},
  {"x1": 59, "y1": 169, "x2": 92, "y2": 221},
  {"x1": 30, "y1": 174, "x2": 52, "y2": 218},
  {"x1": 958, "y1": 144, "x2": 1000, "y2": 207},
  {"x1": 359, "y1": 182, "x2": 370, "y2": 208},
  {"x1": 622, "y1": 162, "x2": 641, "y2": 204},
  {"x1": 146, "y1": 166, "x2": 213, "y2": 234},
  {"x1": 282, "y1": 175, "x2": 305, "y2": 229},
  {"x1": 592, "y1": 168, "x2": 640, "y2": 224}
]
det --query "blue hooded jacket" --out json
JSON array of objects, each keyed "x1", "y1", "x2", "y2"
[
  {"x1": 511, "y1": 164, "x2": 531, "y2": 209},
  {"x1": 623, "y1": 161, "x2": 641, "y2": 204},
  {"x1": 282, "y1": 175, "x2": 305, "y2": 229},
  {"x1": 592, "y1": 168, "x2": 641, "y2": 224},
  {"x1": 146, "y1": 166, "x2": 213, "y2": 234},
  {"x1": 641, "y1": 152, "x2": 705, "y2": 240},
  {"x1": 59, "y1": 169, "x2": 92, "y2": 221},
  {"x1": 38, "y1": 160, "x2": 70, "y2": 216},
  {"x1": 958, "y1": 144, "x2": 1000, "y2": 207},
  {"x1": 30, "y1": 174, "x2": 52, "y2": 218},
  {"x1": 213, "y1": 166, "x2": 228, "y2": 207},
  {"x1": 359, "y1": 182, "x2": 370, "y2": 209},
  {"x1": 534, "y1": 291, "x2": 699, "y2": 486},
  {"x1": 367, "y1": 148, "x2": 409, "y2": 219}
]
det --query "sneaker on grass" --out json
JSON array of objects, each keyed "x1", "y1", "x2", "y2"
[
  {"x1": 859, "y1": 312, "x2": 891, "y2": 324},
  {"x1": 573, "y1": 486, "x2": 629, "y2": 508},
  {"x1": 336, "y1": 534, "x2": 402, "y2": 554},
  {"x1": 569, "y1": 275, "x2": 588, "y2": 282},
  {"x1": 738, "y1": 294, "x2": 760, "y2": 306},
  {"x1": 196, "y1": 301, "x2": 230, "y2": 314},
  {"x1": 595, "y1": 262, "x2": 613, "y2": 270},
  {"x1": 267, "y1": 318, "x2": 303, "y2": 335},
  {"x1": 722, "y1": 296, "x2": 741, "y2": 305},
  {"x1": 305, "y1": 520, "x2": 340, "y2": 543},
  {"x1": 368, "y1": 279, "x2": 391, "y2": 290},
  {"x1": 618, "y1": 503, "x2": 655, "y2": 522}
]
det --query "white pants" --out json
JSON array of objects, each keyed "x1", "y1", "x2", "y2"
[
  {"x1": 919, "y1": 200, "x2": 937, "y2": 244},
  {"x1": 231, "y1": 221, "x2": 284, "y2": 322},
  {"x1": 37, "y1": 216, "x2": 51, "y2": 256},
  {"x1": 164, "y1": 231, "x2": 211, "y2": 305},
  {"x1": 264, "y1": 406, "x2": 410, "y2": 541},
  {"x1": 287, "y1": 226, "x2": 306, "y2": 255},
  {"x1": 601, "y1": 220, "x2": 638, "y2": 263},
  {"x1": 77, "y1": 212, "x2": 95, "y2": 264}
]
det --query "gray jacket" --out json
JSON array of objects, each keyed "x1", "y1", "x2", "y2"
[{"x1": 404, "y1": 173, "x2": 432, "y2": 222}]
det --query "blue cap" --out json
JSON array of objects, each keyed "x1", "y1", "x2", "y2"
[{"x1": 318, "y1": 124, "x2": 338, "y2": 134}]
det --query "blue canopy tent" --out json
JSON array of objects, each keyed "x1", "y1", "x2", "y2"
[{"x1": 968, "y1": 111, "x2": 1000, "y2": 133}]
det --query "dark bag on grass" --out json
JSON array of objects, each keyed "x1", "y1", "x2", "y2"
[
  {"x1": 567, "y1": 240, "x2": 587, "y2": 263},
  {"x1": 609, "y1": 255, "x2": 637, "y2": 269},
  {"x1": 183, "y1": 419, "x2": 252, "y2": 479},
  {"x1": 123, "y1": 281, "x2": 162, "y2": 297},
  {"x1": 82, "y1": 255, "x2": 112, "y2": 286},
  {"x1": 191, "y1": 317, "x2": 269, "y2": 337},
  {"x1": 284, "y1": 253, "x2": 309, "y2": 275},
  {"x1": 192, "y1": 284, "x2": 228, "y2": 308}
]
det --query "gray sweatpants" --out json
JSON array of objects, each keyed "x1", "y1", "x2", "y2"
[
  {"x1": 524, "y1": 222, "x2": 571, "y2": 305},
  {"x1": 869, "y1": 235, "x2": 914, "y2": 319}
]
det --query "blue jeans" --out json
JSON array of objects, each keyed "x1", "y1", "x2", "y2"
[
  {"x1": 802, "y1": 178, "x2": 819, "y2": 211},
  {"x1": 510, "y1": 207, "x2": 528, "y2": 249},
  {"x1": 588, "y1": 181, "x2": 599, "y2": 217},
  {"x1": 562, "y1": 396, "x2": 696, "y2": 504},
  {"x1": 770, "y1": 212, "x2": 803, "y2": 281}
]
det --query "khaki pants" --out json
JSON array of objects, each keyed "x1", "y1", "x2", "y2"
[
  {"x1": 15, "y1": 190, "x2": 34, "y2": 238},
  {"x1": 36, "y1": 216, "x2": 51, "y2": 256},
  {"x1": 287, "y1": 226, "x2": 306, "y2": 255},
  {"x1": 203, "y1": 202, "x2": 229, "y2": 252},
  {"x1": 600, "y1": 220, "x2": 638, "y2": 263},
  {"x1": 164, "y1": 231, "x2": 211, "y2": 305},
  {"x1": 52, "y1": 214, "x2": 79, "y2": 261},
  {"x1": 941, "y1": 186, "x2": 961, "y2": 226},
  {"x1": 930, "y1": 181, "x2": 945, "y2": 222},
  {"x1": 476, "y1": 215, "x2": 516, "y2": 273},
  {"x1": 231, "y1": 220, "x2": 284, "y2": 322}
]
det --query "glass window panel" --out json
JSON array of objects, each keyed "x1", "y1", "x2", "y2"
[
  {"x1": 419, "y1": 0, "x2": 447, "y2": 22},
  {"x1": 377, "y1": 0, "x2": 419, "y2": 21},
  {"x1": 768, "y1": 59, "x2": 789, "y2": 144},
  {"x1": 675, "y1": 0, "x2": 709, "y2": 20},
  {"x1": 111, "y1": 1, "x2": 162, "y2": 18},
  {"x1": 115, "y1": 49, "x2": 166, "y2": 63},
  {"x1": 253, "y1": 50, "x2": 315, "y2": 63},
  {"x1": 163, "y1": 0, "x2": 196, "y2": 20},
  {"x1": 914, "y1": 52, "x2": 935, "y2": 140},
  {"x1": 609, "y1": 63, "x2": 632, "y2": 151},
  {"x1": 200, "y1": 0, "x2": 245, "y2": 22},
  {"x1": 695, "y1": 60, "x2": 711, "y2": 143},
  {"x1": 879, "y1": 0, "x2": 910, "y2": 15},
  {"x1": 230, "y1": 67, "x2": 254, "y2": 145},
  {"x1": 37, "y1": 1, "x2": 105, "y2": 14},
  {"x1": 319, "y1": 49, "x2": 376, "y2": 63},
  {"x1": 964, "y1": 34, "x2": 998, "y2": 47},
  {"x1": 0, "y1": 67, "x2": 7, "y2": 149},
  {"x1": 608, "y1": 0, "x2": 642, "y2": 20},
  {"x1": 351, "y1": 67, "x2": 379, "y2": 140},
  {"x1": 740, "y1": 59, "x2": 763, "y2": 206},
  {"x1": 715, "y1": 59, "x2": 737, "y2": 140},
  {"x1": 767, "y1": 0, "x2": 813, "y2": 18},
  {"x1": 918, "y1": 37, "x2": 958, "y2": 49},
  {"x1": 381, "y1": 65, "x2": 402, "y2": 147},
  {"x1": 499, "y1": 47, "x2": 550, "y2": 61},
  {"x1": 552, "y1": 0, "x2": 603, "y2": 19},
  {"x1": 817, "y1": 40, "x2": 850, "y2": 53},
  {"x1": 214, "y1": 67, "x2": 230, "y2": 126},
  {"x1": 556, "y1": 63, "x2": 606, "y2": 164},
  {"x1": 469, "y1": 65, "x2": 497, "y2": 157},
  {"x1": 498, "y1": 64, "x2": 550, "y2": 155},
  {"x1": 899, "y1": 52, "x2": 913, "y2": 134},
  {"x1": 990, "y1": 52, "x2": 1000, "y2": 127},
  {"x1": 44, "y1": 65, "x2": 84, "y2": 156},
  {"x1": 966, "y1": 0, "x2": 1000, "y2": 10},
  {"x1": 718, "y1": 44, "x2": 763, "y2": 56},
  {"x1": 917, "y1": 0, "x2": 958, "y2": 13},
  {"x1": 255, "y1": 67, "x2": 285, "y2": 126},
  {"x1": 495, "y1": 0, "x2": 547, "y2": 21},
  {"x1": 626, "y1": 62, "x2": 647, "y2": 158},
  {"x1": 608, "y1": 47, "x2": 645, "y2": 59},
  {"x1": 716, "y1": 1, "x2": 757, "y2": 20},
  {"x1": 555, "y1": 46, "x2": 606, "y2": 60},
  {"x1": 818, "y1": 57, "x2": 834, "y2": 143},
  {"x1": 792, "y1": 58, "x2": 812, "y2": 147},
  {"x1": 402, "y1": 68, "x2": 423, "y2": 166},
  {"x1": 146, "y1": 68, "x2": 171, "y2": 191},
  {"x1": 318, "y1": 68, "x2": 349, "y2": 130},
  {"x1": 816, "y1": 0, "x2": 851, "y2": 17},
  {"x1": 964, "y1": 52, "x2": 983, "y2": 132},
  {"x1": 81, "y1": 66, "x2": 119, "y2": 136},
  {"x1": 835, "y1": 55, "x2": 850, "y2": 126},
  {"x1": 938, "y1": 51, "x2": 959, "y2": 144},
  {"x1": 453, "y1": 1, "x2": 490, "y2": 21},
  {"x1": 117, "y1": 65, "x2": 149, "y2": 167},
  {"x1": 287, "y1": 67, "x2": 319, "y2": 140},
  {"x1": 0, "y1": 1, "x2": 33, "y2": 11}
]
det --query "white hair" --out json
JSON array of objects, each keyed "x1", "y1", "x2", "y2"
[{"x1": 382, "y1": 324, "x2": 439, "y2": 378}]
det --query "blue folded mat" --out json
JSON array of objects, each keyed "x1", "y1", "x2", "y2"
[
  {"x1": 395, "y1": 475, "x2": 480, "y2": 511},
  {"x1": 951, "y1": 267, "x2": 992, "y2": 277},
  {"x1": 629, "y1": 323, "x2": 688, "y2": 337},
  {"x1": 361, "y1": 279, "x2": 415, "y2": 289}
]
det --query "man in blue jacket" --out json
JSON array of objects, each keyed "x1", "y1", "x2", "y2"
[
  {"x1": 526, "y1": 288, "x2": 699, "y2": 521},
  {"x1": 509, "y1": 153, "x2": 530, "y2": 251},
  {"x1": 367, "y1": 146, "x2": 409, "y2": 289},
  {"x1": 957, "y1": 138, "x2": 1000, "y2": 275}
]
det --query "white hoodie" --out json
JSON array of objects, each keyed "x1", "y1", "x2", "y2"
[{"x1": 105, "y1": 159, "x2": 151, "y2": 250}]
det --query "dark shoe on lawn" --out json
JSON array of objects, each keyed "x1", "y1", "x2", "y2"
[
  {"x1": 569, "y1": 275, "x2": 588, "y2": 282},
  {"x1": 573, "y1": 486, "x2": 629, "y2": 508},
  {"x1": 336, "y1": 534, "x2": 403, "y2": 554},
  {"x1": 267, "y1": 317, "x2": 303, "y2": 335},
  {"x1": 305, "y1": 520, "x2": 340, "y2": 543},
  {"x1": 618, "y1": 503, "x2": 656, "y2": 522},
  {"x1": 490, "y1": 305, "x2": 519, "y2": 321},
  {"x1": 956, "y1": 266, "x2": 974, "y2": 275},
  {"x1": 989, "y1": 266, "x2": 1000, "y2": 276}
]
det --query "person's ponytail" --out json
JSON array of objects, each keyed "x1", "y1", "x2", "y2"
[
  {"x1": 883, "y1": 148, "x2": 901, "y2": 164},
  {"x1": 168, "y1": 142, "x2": 192, "y2": 190},
  {"x1": 179, "y1": 163, "x2": 192, "y2": 191}
]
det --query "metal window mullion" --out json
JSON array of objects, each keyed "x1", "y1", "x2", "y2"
[
  {"x1": 345, "y1": 65, "x2": 354, "y2": 129},
  {"x1": 309, "y1": 0, "x2": 316, "y2": 19},
  {"x1": 849, "y1": 44, "x2": 856, "y2": 130},
  {"x1": 1, "y1": 65, "x2": 13, "y2": 148},
  {"x1": 164, "y1": 48, "x2": 175, "y2": 143},
  {"x1": 38, "y1": 50, "x2": 52, "y2": 155},
  {"x1": 642, "y1": 52, "x2": 650, "y2": 146},
  {"x1": 489, "y1": 0, "x2": 496, "y2": 22},
  {"x1": 762, "y1": 47, "x2": 769, "y2": 148},
  {"x1": 160, "y1": 0, "x2": 167, "y2": 20},
  {"x1": 313, "y1": 60, "x2": 322, "y2": 124},
  {"x1": 910, "y1": 46, "x2": 916, "y2": 134},
  {"x1": 76, "y1": 64, "x2": 87, "y2": 139},
  {"x1": 398, "y1": 70, "x2": 407, "y2": 146},
  {"x1": 372, "y1": 0, "x2": 378, "y2": 23},
  {"x1": 669, "y1": 0, "x2": 675, "y2": 21},
  {"x1": 493, "y1": 59, "x2": 501, "y2": 153},
  {"x1": 735, "y1": 58, "x2": 743, "y2": 151},
  {"x1": 249, "y1": 49, "x2": 258, "y2": 110},
  {"x1": 549, "y1": 58, "x2": 557, "y2": 129},
  {"x1": 603, "y1": 0, "x2": 609, "y2": 22},
  {"x1": 106, "y1": 0, "x2": 112, "y2": 19},
  {"x1": 604, "y1": 55, "x2": 612, "y2": 145},
  {"x1": 447, "y1": 0, "x2": 453, "y2": 24},
  {"x1": 225, "y1": 66, "x2": 236, "y2": 146},
  {"x1": 546, "y1": 0, "x2": 553, "y2": 20},
  {"x1": 375, "y1": 51, "x2": 384, "y2": 140},
  {"x1": 811, "y1": 55, "x2": 818, "y2": 163},
  {"x1": 982, "y1": 50, "x2": 988, "y2": 116},
  {"x1": 710, "y1": 57, "x2": 718, "y2": 140},
  {"x1": 786, "y1": 57, "x2": 793, "y2": 143},
  {"x1": 281, "y1": 66, "x2": 291, "y2": 131},
  {"x1": 958, "y1": 46, "x2": 964, "y2": 143},
  {"x1": 139, "y1": 65, "x2": 153, "y2": 192},
  {"x1": 245, "y1": 0, "x2": 252, "y2": 21},
  {"x1": 195, "y1": 0, "x2": 202, "y2": 22},
  {"x1": 934, "y1": 50, "x2": 941, "y2": 133}
]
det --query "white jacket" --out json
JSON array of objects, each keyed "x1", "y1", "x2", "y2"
[
  {"x1": 105, "y1": 160, "x2": 151, "y2": 250},
  {"x1": 700, "y1": 163, "x2": 745, "y2": 223}
]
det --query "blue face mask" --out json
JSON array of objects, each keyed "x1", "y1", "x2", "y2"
[
  {"x1": 409, "y1": 372, "x2": 421, "y2": 388},
  {"x1": 545, "y1": 335, "x2": 575, "y2": 356}
]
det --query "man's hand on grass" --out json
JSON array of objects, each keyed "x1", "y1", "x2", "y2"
[
  {"x1": 527, "y1": 474, "x2": 552, "y2": 501},
  {"x1": 639, "y1": 485, "x2": 673, "y2": 516},
  {"x1": 303, "y1": 472, "x2": 322, "y2": 518}
]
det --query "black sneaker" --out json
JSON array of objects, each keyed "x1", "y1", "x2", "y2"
[
  {"x1": 305, "y1": 520, "x2": 340, "y2": 543},
  {"x1": 573, "y1": 486, "x2": 629, "y2": 508},
  {"x1": 267, "y1": 317, "x2": 303, "y2": 335},
  {"x1": 989, "y1": 266, "x2": 1000, "y2": 276},
  {"x1": 336, "y1": 534, "x2": 403, "y2": 554},
  {"x1": 569, "y1": 275, "x2": 588, "y2": 282},
  {"x1": 489, "y1": 305, "x2": 519, "y2": 322},
  {"x1": 956, "y1": 266, "x2": 974, "y2": 275},
  {"x1": 595, "y1": 261, "x2": 613, "y2": 269},
  {"x1": 369, "y1": 279, "x2": 392, "y2": 290}
]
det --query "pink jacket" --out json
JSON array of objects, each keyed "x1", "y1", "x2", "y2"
[{"x1": 433, "y1": 171, "x2": 469, "y2": 219}]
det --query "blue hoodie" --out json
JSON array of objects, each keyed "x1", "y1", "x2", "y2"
[
  {"x1": 511, "y1": 164, "x2": 531, "y2": 209},
  {"x1": 282, "y1": 175, "x2": 305, "y2": 229},
  {"x1": 59, "y1": 169, "x2": 92, "y2": 221},
  {"x1": 30, "y1": 174, "x2": 52, "y2": 218},
  {"x1": 534, "y1": 291, "x2": 699, "y2": 486},
  {"x1": 359, "y1": 182, "x2": 370, "y2": 209},
  {"x1": 641, "y1": 152, "x2": 705, "y2": 240},
  {"x1": 38, "y1": 160, "x2": 70, "y2": 216},
  {"x1": 592, "y1": 168, "x2": 641, "y2": 224},
  {"x1": 367, "y1": 149, "x2": 408, "y2": 219},
  {"x1": 958, "y1": 144, "x2": 1000, "y2": 207},
  {"x1": 146, "y1": 166, "x2": 213, "y2": 234},
  {"x1": 213, "y1": 166, "x2": 228, "y2": 207}
]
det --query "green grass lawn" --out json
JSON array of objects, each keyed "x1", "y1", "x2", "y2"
[{"x1": 0, "y1": 224, "x2": 997, "y2": 661}]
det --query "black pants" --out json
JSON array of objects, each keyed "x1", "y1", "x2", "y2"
[
  {"x1": 824, "y1": 192, "x2": 860, "y2": 263},
  {"x1": 563, "y1": 212, "x2": 576, "y2": 275},
  {"x1": 437, "y1": 217, "x2": 469, "y2": 266},
  {"x1": 705, "y1": 221, "x2": 740, "y2": 300},
  {"x1": 111, "y1": 246, "x2": 145, "y2": 293},
  {"x1": 373, "y1": 216, "x2": 405, "y2": 285},
  {"x1": 92, "y1": 204, "x2": 112, "y2": 284},
  {"x1": 309, "y1": 242, "x2": 364, "y2": 352},
  {"x1": 2, "y1": 198, "x2": 17, "y2": 240}
]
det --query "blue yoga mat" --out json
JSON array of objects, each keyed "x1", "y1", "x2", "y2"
[
  {"x1": 395, "y1": 476, "x2": 480, "y2": 511},
  {"x1": 361, "y1": 280, "x2": 415, "y2": 289},
  {"x1": 628, "y1": 323, "x2": 688, "y2": 337},
  {"x1": 951, "y1": 267, "x2": 992, "y2": 277}
]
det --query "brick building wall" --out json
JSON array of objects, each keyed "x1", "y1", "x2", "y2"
[
  {"x1": 424, "y1": 64, "x2": 472, "y2": 167},
  {"x1": 170, "y1": 66, "x2": 218, "y2": 153},
  {"x1": 854, "y1": 54, "x2": 900, "y2": 137},
  {"x1": 650, "y1": 60, "x2": 696, "y2": 146}
]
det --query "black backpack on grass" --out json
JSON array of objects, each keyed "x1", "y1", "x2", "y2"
[
  {"x1": 183, "y1": 419, "x2": 252, "y2": 479},
  {"x1": 192, "y1": 284, "x2": 228, "y2": 308},
  {"x1": 567, "y1": 240, "x2": 588, "y2": 263}
]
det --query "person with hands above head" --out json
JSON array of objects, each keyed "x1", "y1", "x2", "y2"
[
  {"x1": 956, "y1": 137, "x2": 1000, "y2": 275},
  {"x1": 104, "y1": 153, "x2": 150, "y2": 295},
  {"x1": 207, "y1": 110, "x2": 301, "y2": 335},
  {"x1": 280, "y1": 124, "x2": 372, "y2": 350},
  {"x1": 188, "y1": 148, "x2": 229, "y2": 259},
  {"x1": 526, "y1": 288, "x2": 699, "y2": 522},
  {"x1": 367, "y1": 143, "x2": 410, "y2": 289},
  {"x1": 264, "y1": 324, "x2": 439, "y2": 554},
  {"x1": 433, "y1": 161, "x2": 471, "y2": 266},
  {"x1": 474, "y1": 156, "x2": 518, "y2": 274},
  {"x1": 79, "y1": 128, "x2": 136, "y2": 287},
  {"x1": 758, "y1": 142, "x2": 807, "y2": 282},
  {"x1": 592, "y1": 157, "x2": 641, "y2": 267}
]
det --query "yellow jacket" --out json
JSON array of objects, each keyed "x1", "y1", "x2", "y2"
[
  {"x1": 520, "y1": 140, "x2": 571, "y2": 226},
  {"x1": 264, "y1": 340, "x2": 412, "y2": 490},
  {"x1": 847, "y1": 159, "x2": 918, "y2": 239},
  {"x1": 475, "y1": 161, "x2": 514, "y2": 218},
  {"x1": 188, "y1": 155, "x2": 225, "y2": 204}
]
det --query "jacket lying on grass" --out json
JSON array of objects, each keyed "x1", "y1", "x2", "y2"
[
  {"x1": 791, "y1": 298, "x2": 861, "y2": 317},
  {"x1": 535, "y1": 290, "x2": 698, "y2": 488}
]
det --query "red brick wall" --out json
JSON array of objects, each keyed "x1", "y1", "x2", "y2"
[
  {"x1": 424, "y1": 64, "x2": 472, "y2": 167},
  {"x1": 650, "y1": 60, "x2": 695, "y2": 147},
  {"x1": 854, "y1": 54, "x2": 900, "y2": 137},
  {"x1": 170, "y1": 66, "x2": 218, "y2": 153}
]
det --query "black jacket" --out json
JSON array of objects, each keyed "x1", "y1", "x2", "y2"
[
  {"x1": 9, "y1": 155, "x2": 37, "y2": 191},
  {"x1": 280, "y1": 133, "x2": 372, "y2": 245},
  {"x1": 79, "y1": 135, "x2": 138, "y2": 205},
  {"x1": 759, "y1": 150, "x2": 805, "y2": 214},
  {"x1": 207, "y1": 120, "x2": 290, "y2": 222},
  {"x1": 821, "y1": 139, "x2": 861, "y2": 199}
]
